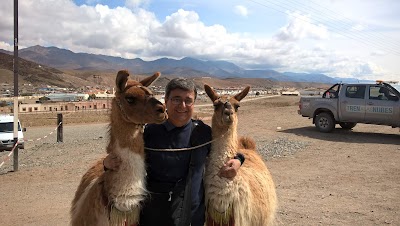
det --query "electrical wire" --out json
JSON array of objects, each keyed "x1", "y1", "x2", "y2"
[{"x1": 246, "y1": 0, "x2": 400, "y2": 56}]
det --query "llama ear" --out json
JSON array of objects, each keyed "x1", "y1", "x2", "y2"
[
  {"x1": 140, "y1": 72, "x2": 161, "y2": 87},
  {"x1": 234, "y1": 86, "x2": 250, "y2": 102},
  {"x1": 204, "y1": 84, "x2": 219, "y2": 101},
  {"x1": 116, "y1": 70, "x2": 130, "y2": 93}
]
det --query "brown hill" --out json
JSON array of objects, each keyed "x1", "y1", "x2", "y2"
[{"x1": 0, "y1": 52, "x2": 95, "y2": 88}]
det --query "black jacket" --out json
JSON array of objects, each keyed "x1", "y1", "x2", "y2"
[{"x1": 143, "y1": 119, "x2": 211, "y2": 226}]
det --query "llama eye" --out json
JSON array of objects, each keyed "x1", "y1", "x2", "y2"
[
  {"x1": 213, "y1": 102, "x2": 222, "y2": 109},
  {"x1": 125, "y1": 97, "x2": 136, "y2": 104},
  {"x1": 234, "y1": 104, "x2": 240, "y2": 111}
]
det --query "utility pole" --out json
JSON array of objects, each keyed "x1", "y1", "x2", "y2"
[{"x1": 13, "y1": 0, "x2": 19, "y2": 172}]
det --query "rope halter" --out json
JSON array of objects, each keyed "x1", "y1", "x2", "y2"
[{"x1": 115, "y1": 85, "x2": 154, "y2": 133}]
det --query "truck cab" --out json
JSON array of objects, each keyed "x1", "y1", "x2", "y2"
[
  {"x1": 337, "y1": 82, "x2": 399, "y2": 125},
  {"x1": 0, "y1": 115, "x2": 25, "y2": 151},
  {"x1": 298, "y1": 81, "x2": 400, "y2": 132}
]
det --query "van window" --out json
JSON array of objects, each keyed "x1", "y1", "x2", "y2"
[{"x1": 0, "y1": 122, "x2": 22, "y2": 132}]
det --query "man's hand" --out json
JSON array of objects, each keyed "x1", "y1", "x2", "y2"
[
  {"x1": 218, "y1": 159, "x2": 241, "y2": 179},
  {"x1": 103, "y1": 153, "x2": 122, "y2": 171}
]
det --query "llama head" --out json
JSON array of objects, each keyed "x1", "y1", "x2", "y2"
[
  {"x1": 114, "y1": 70, "x2": 168, "y2": 125},
  {"x1": 204, "y1": 84, "x2": 250, "y2": 127}
]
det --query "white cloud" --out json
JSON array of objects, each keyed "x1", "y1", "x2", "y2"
[
  {"x1": 234, "y1": 5, "x2": 248, "y2": 17},
  {"x1": 0, "y1": 1, "x2": 161, "y2": 58},
  {"x1": 370, "y1": 50, "x2": 386, "y2": 56},
  {"x1": 0, "y1": 0, "x2": 397, "y2": 81},
  {"x1": 353, "y1": 62, "x2": 385, "y2": 77},
  {"x1": 125, "y1": 0, "x2": 150, "y2": 10},
  {"x1": 160, "y1": 9, "x2": 203, "y2": 39},
  {"x1": 275, "y1": 11, "x2": 329, "y2": 41},
  {"x1": 0, "y1": 41, "x2": 13, "y2": 51},
  {"x1": 323, "y1": 0, "x2": 400, "y2": 29},
  {"x1": 352, "y1": 23, "x2": 366, "y2": 31}
]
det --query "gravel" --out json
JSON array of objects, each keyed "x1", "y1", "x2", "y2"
[
  {"x1": 1, "y1": 123, "x2": 308, "y2": 173},
  {"x1": 257, "y1": 137, "x2": 309, "y2": 160},
  {"x1": 0, "y1": 123, "x2": 108, "y2": 174}
]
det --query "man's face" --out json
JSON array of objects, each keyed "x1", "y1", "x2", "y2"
[{"x1": 165, "y1": 88, "x2": 195, "y2": 127}]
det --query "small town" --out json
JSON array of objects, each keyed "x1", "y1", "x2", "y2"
[{"x1": 0, "y1": 81, "x2": 323, "y2": 114}]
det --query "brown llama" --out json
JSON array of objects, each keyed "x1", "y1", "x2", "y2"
[
  {"x1": 70, "y1": 70, "x2": 168, "y2": 226},
  {"x1": 204, "y1": 84, "x2": 277, "y2": 226}
]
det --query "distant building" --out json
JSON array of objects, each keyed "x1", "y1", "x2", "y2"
[
  {"x1": 87, "y1": 89, "x2": 115, "y2": 99},
  {"x1": 17, "y1": 99, "x2": 112, "y2": 113},
  {"x1": 281, "y1": 91, "x2": 300, "y2": 96},
  {"x1": 46, "y1": 93, "x2": 89, "y2": 102}
]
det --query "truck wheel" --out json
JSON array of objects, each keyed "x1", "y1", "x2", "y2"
[
  {"x1": 339, "y1": 122, "x2": 357, "y2": 130},
  {"x1": 315, "y1": 112, "x2": 335, "y2": 133}
]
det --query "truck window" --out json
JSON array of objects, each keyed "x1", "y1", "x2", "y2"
[
  {"x1": 377, "y1": 87, "x2": 398, "y2": 101},
  {"x1": 323, "y1": 84, "x2": 340, "y2": 98},
  {"x1": 345, "y1": 85, "x2": 365, "y2": 99},
  {"x1": 369, "y1": 86, "x2": 381, "y2": 99}
]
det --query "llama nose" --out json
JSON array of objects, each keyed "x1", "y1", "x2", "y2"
[
  {"x1": 223, "y1": 102, "x2": 233, "y2": 116},
  {"x1": 155, "y1": 102, "x2": 166, "y2": 113},
  {"x1": 150, "y1": 98, "x2": 166, "y2": 113}
]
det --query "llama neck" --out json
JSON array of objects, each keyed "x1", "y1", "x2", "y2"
[
  {"x1": 107, "y1": 106, "x2": 145, "y2": 156},
  {"x1": 211, "y1": 123, "x2": 238, "y2": 160}
]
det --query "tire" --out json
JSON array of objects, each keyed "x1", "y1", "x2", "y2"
[
  {"x1": 339, "y1": 122, "x2": 357, "y2": 130},
  {"x1": 315, "y1": 112, "x2": 335, "y2": 133}
]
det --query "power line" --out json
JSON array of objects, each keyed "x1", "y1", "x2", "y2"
[
  {"x1": 253, "y1": 0, "x2": 400, "y2": 55},
  {"x1": 264, "y1": 0, "x2": 400, "y2": 55},
  {"x1": 285, "y1": 0, "x2": 400, "y2": 53},
  {"x1": 246, "y1": 0, "x2": 400, "y2": 56},
  {"x1": 306, "y1": 0, "x2": 400, "y2": 50}
]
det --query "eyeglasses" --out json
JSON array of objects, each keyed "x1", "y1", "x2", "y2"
[{"x1": 169, "y1": 97, "x2": 194, "y2": 106}]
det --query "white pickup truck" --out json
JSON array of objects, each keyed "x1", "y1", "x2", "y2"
[{"x1": 298, "y1": 81, "x2": 400, "y2": 132}]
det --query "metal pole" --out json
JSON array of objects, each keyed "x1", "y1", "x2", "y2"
[
  {"x1": 13, "y1": 0, "x2": 19, "y2": 172},
  {"x1": 57, "y1": 113, "x2": 63, "y2": 143}
]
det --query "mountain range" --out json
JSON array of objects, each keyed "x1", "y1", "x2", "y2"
[{"x1": 1, "y1": 45, "x2": 369, "y2": 85}]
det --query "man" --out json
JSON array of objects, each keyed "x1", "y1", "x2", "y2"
[{"x1": 104, "y1": 77, "x2": 244, "y2": 226}]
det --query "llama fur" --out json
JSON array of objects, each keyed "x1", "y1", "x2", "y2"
[
  {"x1": 204, "y1": 84, "x2": 277, "y2": 226},
  {"x1": 70, "y1": 70, "x2": 167, "y2": 226}
]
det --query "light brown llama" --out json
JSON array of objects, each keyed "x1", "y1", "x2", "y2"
[
  {"x1": 70, "y1": 70, "x2": 168, "y2": 226},
  {"x1": 204, "y1": 84, "x2": 277, "y2": 226}
]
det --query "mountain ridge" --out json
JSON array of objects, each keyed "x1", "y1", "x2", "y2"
[
  {"x1": 9, "y1": 45, "x2": 355, "y2": 83},
  {"x1": 0, "y1": 45, "x2": 374, "y2": 92}
]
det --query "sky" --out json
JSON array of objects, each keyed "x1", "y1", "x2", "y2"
[{"x1": 0, "y1": 0, "x2": 399, "y2": 81}]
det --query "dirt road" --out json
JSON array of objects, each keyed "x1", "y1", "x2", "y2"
[{"x1": 0, "y1": 96, "x2": 399, "y2": 225}]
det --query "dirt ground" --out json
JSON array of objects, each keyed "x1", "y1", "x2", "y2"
[{"x1": 0, "y1": 95, "x2": 399, "y2": 226}]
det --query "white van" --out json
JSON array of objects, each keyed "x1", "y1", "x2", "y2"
[{"x1": 0, "y1": 115, "x2": 25, "y2": 151}]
